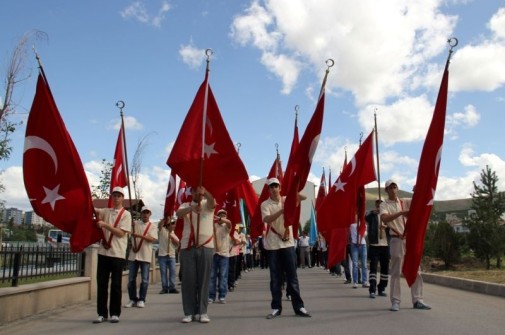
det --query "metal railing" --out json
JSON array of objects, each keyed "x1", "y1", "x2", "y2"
[{"x1": 0, "y1": 244, "x2": 84, "y2": 287}]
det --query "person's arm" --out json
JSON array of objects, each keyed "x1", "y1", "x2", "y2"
[
  {"x1": 380, "y1": 210, "x2": 408, "y2": 224},
  {"x1": 97, "y1": 220, "x2": 127, "y2": 238},
  {"x1": 262, "y1": 207, "x2": 283, "y2": 224},
  {"x1": 217, "y1": 216, "x2": 232, "y2": 230}
]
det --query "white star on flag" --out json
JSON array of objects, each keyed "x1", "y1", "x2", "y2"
[
  {"x1": 334, "y1": 178, "x2": 347, "y2": 192},
  {"x1": 41, "y1": 184, "x2": 66, "y2": 210},
  {"x1": 204, "y1": 142, "x2": 218, "y2": 158}
]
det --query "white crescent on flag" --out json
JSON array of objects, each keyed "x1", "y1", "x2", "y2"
[
  {"x1": 166, "y1": 174, "x2": 176, "y2": 198},
  {"x1": 24, "y1": 136, "x2": 58, "y2": 173}
]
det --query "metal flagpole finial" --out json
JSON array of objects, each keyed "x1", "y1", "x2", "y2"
[
  {"x1": 447, "y1": 37, "x2": 458, "y2": 62},
  {"x1": 359, "y1": 132, "x2": 363, "y2": 145},
  {"x1": 294, "y1": 105, "x2": 300, "y2": 119},
  {"x1": 116, "y1": 100, "x2": 125, "y2": 116},
  {"x1": 374, "y1": 107, "x2": 378, "y2": 116},
  {"x1": 325, "y1": 58, "x2": 335, "y2": 70},
  {"x1": 205, "y1": 48, "x2": 213, "y2": 70},
  {"x1": 275, "y1": 143, "x2": 279, "y2": 155},
  {"x1": 32, "y1": 46, "x2": 43, "y2": 69},
  {"x1": 236, "y1": 142, "x2": 241, "y2": 153}
]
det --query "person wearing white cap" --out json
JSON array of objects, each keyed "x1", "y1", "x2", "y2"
[
  {"x1": 208, "y1": 208, "x2": 232, "y2": 304},
  {"x1": 261, "y1": 177, "x2": 311, "y2": 319},
  {"x1": 379, "y1": 179, "x2": 431, "y2": 312},
  {"x1": 158, "y1": 217, "x2": 180, "y2": 294},
  {"x1": 125, "y1": 206, "x2": 158, "y2": 309},
  {"x1": 93, "y1": 186, "x2": 132, "y2": 324}
]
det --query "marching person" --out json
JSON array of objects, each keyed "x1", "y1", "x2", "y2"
[
  {"x1": 158, "y1": 217, "x2": 180, "y2": 294},
  {"x1": 125, "y1": 206, "x2": 158, "y2": 308}
]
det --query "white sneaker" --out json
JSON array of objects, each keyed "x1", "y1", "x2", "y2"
[
  {"x1": 181, "y1": 315, "x2": 193, "y2": 323},
  {"x1": 92, "y1": 315, "x2": 107, "y2": 324},
  {"x1": 391, "y1": 302, "x2": 400, "y2": 311},
  {"x1": 110, "y1": 315, "x2": 119, "y2": 323},
  {"x1": 219, "y1": 298, "x2": 226, "y2": 304},
  {"x1": 352, "y1": 283, "x2": 358, "y2": 289},
  {"x1": 200, "y1": 314, "x2": 211, "y2": 323},
  {"x1": 125, "y1": 300, "x2": 136, "y2": 308},
  {"x1": 136, "y1": 300, "x2": 145, "y2": 308}
]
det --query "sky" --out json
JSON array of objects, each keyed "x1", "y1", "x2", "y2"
[{"x1": 1, "y1": 0, "x2": 505, "y2": 221}]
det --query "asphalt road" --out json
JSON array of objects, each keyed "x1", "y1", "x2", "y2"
[{"x1": 1, "y1": 267, "x2": 504, "y2": 335}]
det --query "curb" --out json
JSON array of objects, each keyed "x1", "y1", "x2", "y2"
[{"x1": 422, "y1": 273, "x2": 505, "y2": 298}]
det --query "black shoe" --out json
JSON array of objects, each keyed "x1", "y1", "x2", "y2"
[
  {"x1": 228, "y1": 287, "x2": 235, "y2": 292},
  {"x1": 413, "y1": 301, "x2": 432, "y2": 310},
  {"x1": 295, "y1": 307, "x2": 311, "y2": 317},
  {"x1": 168, "y1": 288, "x2": 180, "y2": 294},
  {"x1": 378, "y1": 291, "x2": 388, "y2": 297},
  {"x1": 159, "y1": 289, "x2": 168, "y2": 294},
  {"x1": 344, "y1": 280, "x2": 351, "y2": 284},
  {"x1": 266, "y1": 309, "x2": 281, "y2": 319}
]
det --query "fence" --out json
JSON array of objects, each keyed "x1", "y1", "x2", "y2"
[{"x1": 0, "y1": 244, "x2": 84, "y2": 287}]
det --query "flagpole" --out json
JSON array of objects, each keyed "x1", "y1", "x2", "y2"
[
  {"x1": 196, "y1": 48, "x2": 214, "y2": 246},
  {"x1": 374, "y1": 108, "x2": 381, "y2": 201},
  {"x1": 318, "y1": 59, "x2": 334, "y2": 98},
  {"x1": 116, "y1": 101, "x2": 137, "y2": 250}
]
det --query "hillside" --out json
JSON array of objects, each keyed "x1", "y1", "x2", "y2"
[{"x1": 363, "y1": 187, "x2": 472, "y2": 214}]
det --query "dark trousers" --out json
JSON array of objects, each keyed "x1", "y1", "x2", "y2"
[
  {"x1": 228, "y1": 255, "x2": 237, "y2": 289},
  {"x1": 268, "y1": 247, "x2": 304, "y2": 312},
  {"x1": 368, "y1": 245, "x2": 390, "y2": 294},
  {"x1": 96, "y1": 254, "x2": 125, "y2": 318}
]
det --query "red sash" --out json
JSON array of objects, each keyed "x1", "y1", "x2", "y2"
[
  {"x1": 101, "y1": 208, "x2": 126, "y2": 250},
  {"x1": 131, "y1": 221, "x2": 152, "y2": 253}
]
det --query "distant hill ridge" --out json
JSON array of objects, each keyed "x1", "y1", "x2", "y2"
[{"x1": 364, "y1": 187, "x2": 472, "y2": 213}]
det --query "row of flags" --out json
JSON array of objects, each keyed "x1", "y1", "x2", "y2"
[{"x1": 22, "y1": 48, "x2": 451, "y2": 286}]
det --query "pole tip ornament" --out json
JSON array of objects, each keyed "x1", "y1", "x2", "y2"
[
  {"x1": 116, "y1": 100, "x2": 125, "y2": 110},
  {"x1": 325, "y1": 59, "x2": 335, "y2": 69}
]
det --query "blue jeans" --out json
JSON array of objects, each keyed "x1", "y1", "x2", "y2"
[
  {"x1": 127, "y1": 260, "x2": 150, "y2": 302},
  {"x1": 268, "y1": 247, "x2": 304, "y2": 312},
  {"x1": 208, "y1": 254, "x2": 229, "y2": 300},
  {"x1": 351, "y1": 244, "x2": 368, "y2": 284},
  {"x1": 158, "y1": 255, "x2": 176, "y2": 291}
]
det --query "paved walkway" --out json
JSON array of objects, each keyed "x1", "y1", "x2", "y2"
[{"x1": 1, "y1": 267, "x2": 504, "y2": 335}]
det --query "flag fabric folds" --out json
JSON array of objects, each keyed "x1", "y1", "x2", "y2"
[
  {"x1": 315, "y1": 169, "x2": 327, "y2": 211},
  {"x1": 108, "y1": 127, "x2": 128, "y2": 207},
  {"x1": 167, "y1": 74, "x2": 248, "y2": 198},
  {"x1": 317, "y1": 130, "x2": 376, "y2": 233},
  {"x1": 250, "y1": 155, "x2": 283, "y2": 240},
  {"x1": 283, "y1": 93, "x2": 325, "y2": 232},
  {"x1": 163, "y1": 169, "x2": 177, "y2": 219},
  {"x1": 23, "y1": 73, "x2": 100, "y2": 252},
  {"x1": 403, "y1": 61, "x2": 450, "y2": 287}
]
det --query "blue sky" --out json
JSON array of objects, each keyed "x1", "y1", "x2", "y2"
[{"x1": 1, "y1": 0, "x2": 505, "y2": 220}]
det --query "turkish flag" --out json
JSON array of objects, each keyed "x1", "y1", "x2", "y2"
[
  {"x1": 357, "y1": 186, "x2": 367, "y2": 240},
  {"x1": 23, "y1": 73, "x2": 100, "y2": 252},
  {"x1": 317, "y1": 130, "x2": 376, "y2": 233},
  {"x1": 163, "y1": 169, "x2": 177, "y2": 218},
  {"x1": 327, "y1": 227, "x2": 348, "y2": 268},
  {"x1": 237, "y1": 179, "x2": 259, "y2": 222},
  {"x1": 216, "y1": 188, "x2": 242, "y2": 225},
  {"x1": 173, "y1": 178, "x2": 191, "y2": 240},
  {"x1": 282, "y1": 115, "x2": 299, "y2": 194},
  {"x1": 315, "y1": 169, "x2": 327, "y2": 211},
  {"x1": 108, "y1": 126, "x2": 128, "y2": 207},
  {"x1": 283, "y1": 93, "x2": 325, "y2": 232},
  {"x1": 250, "y1": 156, "x2": 283, "y2": 240},
  {"x1": 403, "y1": 61, "x2": 449, "y2": 286},
  {"x1": 167, "y1": 73, "x2": 248, "y2": 198}
]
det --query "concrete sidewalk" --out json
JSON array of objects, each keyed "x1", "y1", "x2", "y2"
[{"x1": 1, "y1": 267, "x2": 504, "y2": 335}]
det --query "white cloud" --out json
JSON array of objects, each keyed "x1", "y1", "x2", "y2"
[
  {"x1": 0, "y1": 166, "x2": 30, "y2": 211},
  {"x1": 120, "y1": 1, "x2": 170, "y2": 28},
  {"x1": 110, "y1": 116, "x2": 143, "y2": 130},
  {"x1": 260, "y1": 52, "x2": 301, "y2": 94},
  {"x1": 179, "y1": 43, "x2": 206, "y2": 69},
  {"x1": 488, "y1": 7, "x2": 505, "y2": 40}
]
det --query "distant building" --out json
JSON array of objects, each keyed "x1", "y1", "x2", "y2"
[
  {"x1": 25, "y1": 211, "x2": 50, "y2": 226},
  {"x1": 2, "y1": 207, "x2": 24, "y2": 225}
]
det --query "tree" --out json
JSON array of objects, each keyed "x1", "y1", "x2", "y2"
[
  {"x1": 130, "y1": 132, "x2": 155, "y2": 200},
  {"x1": 465, "y1": 166, "x2": 505, "y2": 269},
  {"x1": 91, "y1": 159, "x2": 112, "y2": 199},
  {"x1": 431, "y1": 221, "x2": 461, "y2": 268}
]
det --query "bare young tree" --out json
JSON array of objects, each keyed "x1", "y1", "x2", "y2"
[
  {"x1": 130, "y1": 132, "x2": 156, "y2": 201},
  {"x1": 1, "y1": 30, "x2": 48, "y2": 161}
]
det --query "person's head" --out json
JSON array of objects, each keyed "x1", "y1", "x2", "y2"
[
  {"x1": 266, "y1": 177, "x2": 281, "y2": 197},
  {"x1": 375, "y1": 199, "x2": 383, "y2": 209},
  {"x1": 140, "y1": 206, "x2": 152, "y2": 222},
  {"x1": 302, "y1": 230, "x2": 308, "y2": 236},
  {"x1": 216, "y1": 209, "x2": 227, "y2": 221},
  {"x1": 385, "y1": 179, "x2": 399, "y2": 199},
  {"x1": 191, "y1": 185, "x2": 205, "y2": 202},
  {"x1": 111, "y1": 187, "x2": 125, "y2": 207}
]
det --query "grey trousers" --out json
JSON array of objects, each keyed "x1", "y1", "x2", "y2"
[
  {"x1": 389, "y1": 238, "x2": 423, "y2": 305},
  {"x1": 179, "y1": 247, "x2": 214, "y2": 316}
]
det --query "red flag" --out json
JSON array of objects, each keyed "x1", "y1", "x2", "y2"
[
  {"x1": 108, "y1": 127, "x2": 128, "y2": 207},
  {"x1": 167, "y1": 73, "x2": 248, "y2": 197},
  {"x1": 23, "y1": 73, "x2": 100, "y2": 252},
  {"x1": 317, "y1": 130, "x2": 376, "y2": 233},
  {"x1": 315, "y1": 169, "x2": 327, "y2": 211},
  {"x1": 328, "y1": 169, "x2": 332, "y2": 191},
  {"x1": 163, "y1": 169, "x2": 177, "y2": 218},
  {"x1": 326, "y1": 228, "x2": 348, "y2": 268},
  {"x1": 173, "y1": 179, "x2": 192, "y2": 240},
  {"x1": 357, "y1": 186, "x2": 367, "y2": 240},
  {"x1": 237, "y1": 179, "x2": 259, "y2": 220},
  {"x1": 250, "y1": 155, "x2": 283, "y2": 240},
  {"x1": 282, "y1": 115, "x2": 299, "y2": 193},
  {"x1": 215, "y1": 188, "x2": 242, "y2": 226},
  {"x1": 403, "y1": 61, "x2": 449, "y2": 286},
  {"x1": 283, "y1": 93, "x2": 325, "y2": 232}
]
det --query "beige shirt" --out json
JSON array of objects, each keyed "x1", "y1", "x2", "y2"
[
  {"x1": 214, "y1": 222, "x2": 230, "y2": 257},
  {"x1": 261, "y1": 197, "x2": 294, "y2": 250},
  {"x1": 128, "y1": 220, "x2": 158, "y2": 263},
  {"x1": 96, "y1": 208, "x2": 131, "y2": 259},
  {"x1": 179, "y1": 199, "x2": 215, "y2": 249},
  {"x1": 158, "y1": 227, "x2": 179, "y2": 258},
  {"x1": 380, "y1": 198, "x2": 411, "y2": 236}
]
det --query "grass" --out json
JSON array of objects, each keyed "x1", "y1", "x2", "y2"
[{"x1": 424, "y1": 257, "x2": 505, "y2": 285}]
